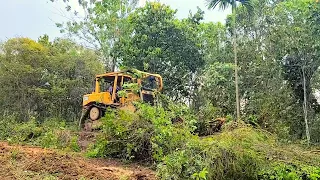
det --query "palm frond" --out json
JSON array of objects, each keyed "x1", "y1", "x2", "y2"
[
  {"x1": 205, "y1": 0, "x2": 255, "y2": 15},
  {"x1": 205, "y1": 0, "x2": 221, "y2": 9},
  {"x1": 219, "y1": 1, "x2": 232, "y2": 10},
  {"x1": 205, "y1": 0, "x2": 232, "y2": 10},
  {"x1": 237, "y1": 0, "x2": 255, "y2": 14}
]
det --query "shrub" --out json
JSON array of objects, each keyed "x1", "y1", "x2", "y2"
[
  {"x1": 86, "y1": 103, "x2": 194, "y2": 162},
  {"x1": 69, "y1": 135, "x2": 81, "y2": 152},
  {"x1": 157, "y1": 127, "x2": 269, "y2": 180},
  {"x1": 0, "y1": 115, "x2": 17, "y2": 140},
  {"x1": 88, "y1": 107, "x2": 154, "y2": 160},
  {"x1": 8, "y1": 118, "x2": 43, "y2": 143},
  {"x1": 36, "y1": 119, "x2": 80, "y2": 150}
]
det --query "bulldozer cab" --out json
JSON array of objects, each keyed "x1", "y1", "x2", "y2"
[{"x1": 94, "y1": 74, "x2": 133, "y2": 105}]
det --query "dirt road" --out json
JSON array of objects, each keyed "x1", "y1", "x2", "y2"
[{"x1": 0, "y1": 142, "x2": 156, "y2": 180}]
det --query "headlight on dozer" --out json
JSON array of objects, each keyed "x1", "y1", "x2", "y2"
[{"x1": 83, "y1": 96, "x2": 89, "y2": 101}]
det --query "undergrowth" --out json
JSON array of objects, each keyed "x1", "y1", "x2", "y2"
[
  {"x1": 0, "y1": 116, "x2": 80, "y2": 152},
  {"x1": 86, "y1": 103, "x2": 320, "y2": 180}
]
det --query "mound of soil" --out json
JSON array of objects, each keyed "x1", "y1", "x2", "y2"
[{"x1": 0, "y1": 142, "x2": 156, "y2": 180}]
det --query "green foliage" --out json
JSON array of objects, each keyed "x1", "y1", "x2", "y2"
[
  {"x1": 157, "y1": 125, "x2": 320, "y2": 180},
  {"x1": 310, "y1": 114, "x2": 320, "y2": 143},
  {"x1": 259, "y1": 163, "x2": 320, "y2": 180},
  {"x1": 53, "y1": 0, "x2": 138, "y2": 70},
  {"x1": 122, "y1": 81, "x2": 141, "y2": 94},
  {"x1": 206, "y1": 0, "x2": 254, "y2": 12},
  {"x1": 272, "y1": 0, "x2": 320, "y2": 115},
  {"x1": 47, "y1": 0, "x2": 320, "y2": 145},
  {"x1": 83, "y1": 103, "x2": 320, "y2": 179},
  {"x1": 195, "y1": 103, "x2": 224, "y2": 136},
  {"x1": 224, "y1": 0, "x2": 320, "y2": 141},
  {"x1": 200, "y1": 62, "x2": 235, "y2": 115},
  {"x1": 3, "y1": 0, "x2": 320, "y2": 179},
  {"x1": 0, "y1": 37, "x2": 104, "y2": 122},
  {"x1": 157, "y1": 127, "x2": 268, "y2": 180},
  {"x1": 86, "y1": 138, "x2": 108, "y2": 158},
  {"x1": 160, "y1": 97, "x2": 198, "y2": 131},
  {"x1": 86, "y1": 103, "x2": 194, "y2": 161},
  {"x1": 192, "y1": 168, "x2": 208, "y2": 180},
  {"x1": 0, "y1": 117, "x2": 80, "y2": 151},
  {"x1": 113, "y1": 2, "x2": 205, "y2": 100},
  {"x1": 10, "y1": 148, "x2": 21, "y2": 160}
]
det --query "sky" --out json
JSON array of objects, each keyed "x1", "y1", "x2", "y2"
[{"x1": 0, "y1": 0, "x2": 231, "y2": 41}]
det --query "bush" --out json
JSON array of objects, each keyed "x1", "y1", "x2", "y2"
[
  {"x1": 86, "y1": 107, "x2": 154, "y2": 160},
  {"x1": 310, "y1": 114, "x2": 320, "y2": 144},
  {"x1": 35, "y1": 118, "x2": 80, "y2": 150},
  {"x1": 7, "y1": 117, "x2": 43, "y2": 143},
  {"x1": 157, "y1": 127, "x2": 268, "y2": 180},
  {"x1": 0, "y1": 116, "x2": 16, "y2": 139},
  {"x1": 86, "y1": 103, "x2": 194, "y2": 162}
]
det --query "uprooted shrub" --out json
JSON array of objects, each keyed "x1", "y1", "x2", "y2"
[
  {"x1": 86, "y1": 103, "x2": 194, "y2": 162},
  {"x1": 194, "y1": 102, "x2": 235, "y2": 136}
]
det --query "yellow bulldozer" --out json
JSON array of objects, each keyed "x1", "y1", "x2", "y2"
[
  {"x1": 79, "y1": 69, "x2": 225, "y2": 133},
  {"x1": 79, "y1": 69, "x2": 163, "y2": 129}
]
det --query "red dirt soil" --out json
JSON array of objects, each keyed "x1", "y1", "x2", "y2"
[{"x1": 0, "y1": 142, "x2": 156, "y2": 180}]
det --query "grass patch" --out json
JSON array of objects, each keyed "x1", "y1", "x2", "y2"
[{"x1": 0, "y1": 116, "x2": 80, "y2": 151}]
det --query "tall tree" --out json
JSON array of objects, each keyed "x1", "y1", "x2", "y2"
[
  {"x1": 113, "y1": 2, "x2": 205, "y2": 102},
  {"x1": 52, "y1": 0, "x2": 138, "y2": 71},
  {"x1": 269, "y1": 0, "x2": 320, "y2": 143},
  {"x1": 205, "y1": 0, "x2": 253, "y2": 121},
  {"x1": 231, "y1": 0, "x2": 320, "y2": 142}
]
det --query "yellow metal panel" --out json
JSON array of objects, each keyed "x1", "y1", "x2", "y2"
[
  {"x1": 83, "y1": 92, "x2": 112, "y2": 106},
  {"x1": 95, "y1": 78, "x2": 100, "y2": 93}
]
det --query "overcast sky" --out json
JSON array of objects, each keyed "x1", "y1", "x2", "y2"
[{"x1": 0, "y1": 0, "x2": 230, "y2": 42}]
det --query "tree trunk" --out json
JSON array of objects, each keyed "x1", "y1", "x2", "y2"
[
  {"x1": 112, "y1": 56, "x2": 116, "y2": 71},
  {"x1": 302, "y1": 66, "x2": 310, "y2": 145},
  {"x1": 232, "y1": 1, "x2": 240, "y2": 121}
]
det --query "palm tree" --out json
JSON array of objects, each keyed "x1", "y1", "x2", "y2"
[{"x1": 205, "y1": 0, "x2": 253, "y2": 121}]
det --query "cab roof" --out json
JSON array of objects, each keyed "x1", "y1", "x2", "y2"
[{"x1": 95, "y1": 69, "x2": 162, "y2": 79}]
